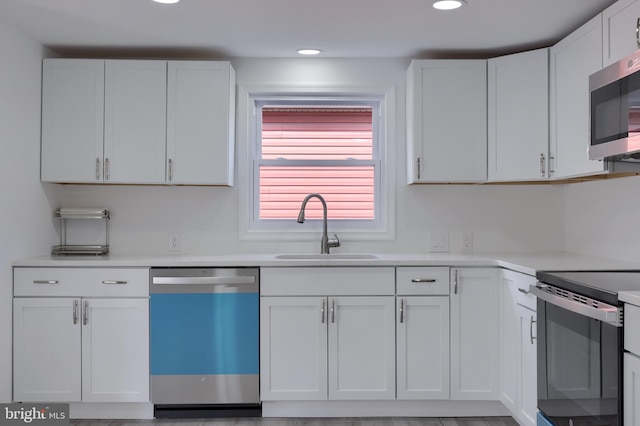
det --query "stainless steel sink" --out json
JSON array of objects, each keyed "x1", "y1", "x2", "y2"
[{"x1": 274, "y1": 253, "x2": 379, "y2": 260}]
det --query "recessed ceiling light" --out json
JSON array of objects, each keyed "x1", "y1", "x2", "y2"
[
  {"x1": 297, "y1": 49, "x2": 322, "y2": 55},
  {"x1": 433, "y1": 0, "x2": 466, "y2": 10},
  {"x1": 153, "y1": 0, "x2": 180, "y2": 4}
]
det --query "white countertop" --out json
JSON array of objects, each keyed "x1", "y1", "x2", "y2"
[
  {"x1": 12, "y1": 251, "x2": 640, "y2": 277},
  {"x1": 620, "y1": 291, "x2": 640, "y2": 306}
]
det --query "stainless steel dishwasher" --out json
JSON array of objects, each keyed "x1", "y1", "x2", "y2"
[{"x1": 149, "y1": 267, "x2": 260, "y2": 418}]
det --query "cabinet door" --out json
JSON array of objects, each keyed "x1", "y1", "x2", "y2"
[
  {"x1": 603, "y1": 0, "x2": 640, "y2": 66},
  {"x1": 328, "y1": 296, "x2": 395, "y2": 400},
  {"x1": 13, "y1": 298, "x2": 81, "y2": 402},
  {"x1": 260, "y1": 297, "x2": 328, "y2": 401},
  {"x1": 550, "y1": 15, "x2": 607, "y2": 179},
  {"x1": 406, "y1": 60, "x2": 487, "y2": 183},
  {"x1": 396, "y1": 296, "x2": 449, "y2": 400},
  {"x1": 167, "y1": 61, "x2": 235, "y2": 185},
  {"x1": 518, "y1": 305, "x2": 537, "y2": 426},
  {"x1": 41, "y1": 59, "x2": 104, "y2": 183},
  {"x1": 450, "y1": 268, "x2": 500, "y2": 400},
  {"x1": 104, "y1": 60, "x2": 167, "y2": 183},
  {"x1": 81, "y1": 298, "x2": 149, "y2": 402},
  {"x1": 624, "y1": 352, "x2": 640, "y2": 426},
  {"x1": 499, "y1": 270, "x2": 519, "y2": 413},
  {"x1": 488, "y1": 49, "x2": 549, "y2": 181}
]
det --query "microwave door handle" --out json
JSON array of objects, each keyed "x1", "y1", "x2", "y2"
[{"x1": 529, "y1": 285, "x2": 622, "y2": 327}]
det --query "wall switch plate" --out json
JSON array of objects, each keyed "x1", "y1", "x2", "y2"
[
  {"x1": 169, "y1": 233, "x2": 180, "y2": 252},
  {"x1": 461, "y1": 232, "x2": 473, "y2": 252},
  {"x1": 429, "y1": 231, "x2": 449, "y2": 253}
]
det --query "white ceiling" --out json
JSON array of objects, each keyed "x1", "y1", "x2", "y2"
[{"x1": 0, "y1": 0, "x2": 618, "y2": 58}]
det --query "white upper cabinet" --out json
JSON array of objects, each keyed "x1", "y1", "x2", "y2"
[
  {"x1": 602, "y1": 0, "x2": 640, "y2": 66},
  {"x1": 550, "y1": 15, "x2": 607, "y2": 179},
  {"x1": 41, "y1": 59, "x2": 104, "y2": 183},
  {"x1": 488, "y1": 48, "x2": 549, "y2": 181},
  {"x1": 41, "y1": 58, "x2": 235, "y2": 185},
  {"x1": 104, "y1": 60, "x2": 167, "y2": 183},
  {"x1": 167, "y1": 61, "x2": 236, "y2": 185},
  {"x1": 406, "y1": 60, "x2": 487, "y2": 183}
]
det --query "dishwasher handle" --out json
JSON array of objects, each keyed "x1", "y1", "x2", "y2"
[{"x1": 152, "y1": 276, "x2": 256, "y2": 285}]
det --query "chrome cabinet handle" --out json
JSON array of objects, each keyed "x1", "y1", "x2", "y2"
[
  {"x1": 168, "y1": 158, "x2": 173, "y2": 182},
  {"x1": 321, "y1": 299, "x2": 325, "y2": 324},
  {"x1": 637, "y1": 18, "x2": 640, "y2": 47},
  {"x1": 83, "y1": 300, "x2": 89, "y2": 325},
  {"x1": 453, "y1": 269, "x2": 458, "y2": 294},
  {"x1": 73, "y1": 300, "x2": 79, "y2": 325},
  {"x1": 104, "y1": 158, "x2": 110, "y2": 181},
  {"x1": 540, "y1": 153, "x2": 546, "y2": 177},
  {"x1": 96, "y1": 157, "x2": 101, "y2": 180},
  {"x1": 411, "y1": 278, "x2": 437, "y2": 283},
  {"x1": 33, "y1": 280, "x2": 58, "y2": 284},
  {"x1": 417, "y1": 157, "x2": 421, "y2": 180},
  {"x1": 530, "y1": 315, "x2": 536, "y2": 345},
  {"x1": 400, "y1": 298, "x2": 405, "y2": 324},
  {"x1": 549, "y1": 155, "x2": 555, "y2": 175},
  {"x1": 331, "y1": 299, "x2": 335, "y2": 323},
  {"x1": 518, "y1": 287, "x2": 529, "y2": 295},
  {"x1": 102, "y1": 280, "x2": 127, "y2": 285}
]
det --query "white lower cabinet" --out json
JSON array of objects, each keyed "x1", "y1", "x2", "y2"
[
  {"x1": 450, "y1": 268, "x2": 500, "y2": 400},
  {"x1": 260, "y1": 294, "x2": 396, "y2": 401},
  {"x1": 12, "y1": 267, "x2": 150, "y2": 403},
  {"x1": 259, "y1": 297, "x2": 327, "y2": 400},
  {"x1": 396, "y1": 296, "x2": 449, "y2": 399},
  {"x1": 625, "y1": 303, "x2": 640, "y2": 425},
  {"x1": 625, "y1": 352, "x2": 640, "y2": 426},
  {"x1": 500, "y1": 269, "x2": 537, "y2": 426},
  {"x1": 13, "y1": 297, "x2": 149, "y2": 403}
]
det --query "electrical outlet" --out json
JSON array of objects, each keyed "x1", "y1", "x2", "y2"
[
  {"x1": 461, "y1": 232, "x2": 473, "y2": 252},
  {"x1": 169, "y1": 233, "x2": 180, "y2": 252},
  {"x1": 428, "y1": 231, "x2": 449, "y2": 253}
]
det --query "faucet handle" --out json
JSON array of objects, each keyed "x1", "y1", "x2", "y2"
[{"x1": 329, "y1": 234, "x2": 341, "y2": 248}]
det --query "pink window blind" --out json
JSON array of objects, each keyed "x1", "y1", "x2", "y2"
[{"x1": 260, "y1": 108, "x2": 375, "y2": 220}]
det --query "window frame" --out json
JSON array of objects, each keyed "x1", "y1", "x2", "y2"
[{"x1": 238, "y1": 85, "x2": 396, "y2": 241}]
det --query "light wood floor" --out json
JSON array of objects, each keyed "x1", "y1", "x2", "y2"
[{"x1": 72, "y1": 417, "x2": 518, "y2": 426}]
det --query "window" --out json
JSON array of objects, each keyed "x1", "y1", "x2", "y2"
[
  {"x1": 259, "y1": 105, "x2": 377, "y2": 220},
  {"x1": 239, "y1": 88, "x2": 395, "y2": 240},
  {"x1": 252, "y1": 97, "x2": 382, "y2": 229}
]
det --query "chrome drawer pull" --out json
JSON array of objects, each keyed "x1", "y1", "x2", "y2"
[
  {"x1": 33, "y1": 280, "x2": 58, "y2": 284},
  {"x1": 83, "y1": 301, "x2": 89, "y2": 325},
  {"x1": 73, "y1": 300, "x2": 79, "y2": 325},
  {"x1": 411, "y1": 278, "x2": 437, "y2": 283},
  {"x1": 102, "y1": 280, "x2": 128, "y2": 285},
  {"x1": 530, "y1": 315, "x2": 536, "y2": 345},
  {"x1": 518, "y1": 287, "x2": 529, "y2": 294}
]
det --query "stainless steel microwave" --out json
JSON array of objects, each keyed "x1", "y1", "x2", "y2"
[{"x1": 588, "y1": 49, "x2": 640, "y2": 161}]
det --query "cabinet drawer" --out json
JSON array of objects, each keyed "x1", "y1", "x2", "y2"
[
  {"x1": 14, "y1": 267, "x2": 149, "y2": 297},
  {"x1": 261, "y1": 267, "x2": 395, "y2": 296},
  {"x1": 625, "y1": 304, "x2": 640, "y2": 354},
  {"x1": 515, "y1": 273, "x2": 537, "y2": 311},
  {"x1": 396, "y1": 267, "x2": 449, "y2": 295}
]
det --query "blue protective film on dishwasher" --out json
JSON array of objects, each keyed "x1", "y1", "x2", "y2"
[{"x1": 150, "y1": 293, "x2": 259, "y2": 375}]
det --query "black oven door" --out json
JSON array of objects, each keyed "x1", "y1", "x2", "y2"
[{"x1": 537, "y1": 299, "x2": 622, "y2": 426}]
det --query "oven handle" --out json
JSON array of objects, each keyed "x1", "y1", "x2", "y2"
[{"x1": 529, "y1": 284, "x2": 622, "y2": 327}]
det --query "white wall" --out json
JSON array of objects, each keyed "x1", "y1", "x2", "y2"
[
  {"x1": 565, "y1": 174, "x2": 640, "y2": 262},
  {"x1": 49, "y1": 58, "x2": 565, "y2": 256},
  {"x1": 0, "y1": 20, "x2": 53, "y2": 402}
]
